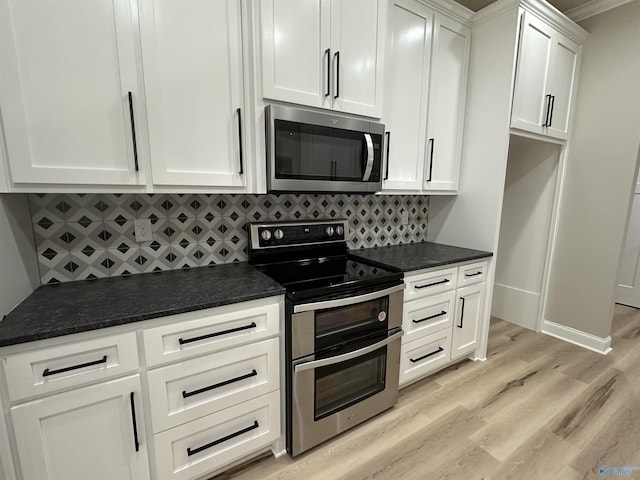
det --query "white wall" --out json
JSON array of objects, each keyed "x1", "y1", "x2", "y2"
[
  {"x1": 544, "y1": 0, "x2": 640, "y2": 338},
  {"x1": 493, "y1": 136, "x2": 560, "y2": 330},
  {"x1": 0, "y1": 194, "x2": 39, "y2": 317}
]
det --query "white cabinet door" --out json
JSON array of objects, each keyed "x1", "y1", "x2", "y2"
[
  {"x1": 451, "y1": 283, "x2": 485, "y2": 359},
  {"x1": 261, "y1": 0, "x2": 384, "y2": 117},
  {"x1": 511, "y1": 11, "x2": 554, "y2": 137},
  {"x1": 544, "y1": 33, "x2": 579, "y2": 140},
  {"x1": 0, "y1": 0, "x2": 145, "y2": 186},
  {"x1": 11, "y1": 375, "x2": 150, "y2": 480},
  {"x1": 261, "y1": 0, "x2": 331, "y2": 108},
  {"x1": 511, "y1": 11, "x2": 580, "y2": 140},
  {"x1": 423, "y1": 14, "x2": 470, "y2": 192},
  {"x1": 140, "y1": 0, "x2": 247, "y2": 188},
  {"x1": 330, "y1": 0, "x2": 386, "y2": 117},
  {"x1": 382, "y1": 0, "x2": 432, "y2": 191}
]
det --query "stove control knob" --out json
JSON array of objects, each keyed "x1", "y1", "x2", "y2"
[
  {"x1": 336, "y1": 225, "x2": 344, "y2": 236},
  {"x1": 260, "y1": 229, "x2": 272, "y2": 242},
  {"x1": 326, "y1": 226, "x2": 335, "y2": 237},
  {"x1": 274, "y1": 229, "x2": 284, "y2": 240}
]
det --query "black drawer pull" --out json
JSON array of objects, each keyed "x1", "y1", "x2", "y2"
[
  {"x1": 42, "y1": 355, "x2": 107, "y2": 377},
  {"x1": 236, "y1": 107, "x2": 244, "y2": 175},
  {"x1": 130, "y1": 392, "x2": 140, "y2": 452},
  {"x1": 178, "y1": 322, "x2": 257, "y2": 345},
  {"x1": 464, "y1": 271, "x2": 483, "y2": 277},
  {"x1": 415, "y1": 278, "x2": 449, "y2": 289},
  {"x1": 413, "y1": 311, "x2": 447, "y2": 324},
  {"x1": 187, "y1": 421, "x2": 259, "y2": 457},
  {"x1": 182, "y1": 370, "x2": 258, "y2": 399},
  {"x1": 410, "y1": 347, "x2": 444, "y2": 363}
]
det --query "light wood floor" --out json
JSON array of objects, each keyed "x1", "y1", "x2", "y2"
[{"x1": 212, "y1": 305, "x2": 640, "y2": 480}]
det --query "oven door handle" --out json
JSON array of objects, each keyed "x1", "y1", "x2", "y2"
[
  {"x1": 293, "y1": 284, "x2": 404, "y2": 313},
  {"x1": 362, "y1": 133, "x2": 374, "y2": 182},
  {"x1": 294, "y1": 330, "x2": 404, "y2": 372}
]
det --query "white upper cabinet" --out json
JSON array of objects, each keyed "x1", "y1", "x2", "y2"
[
  {"x1": 261, "y1": 0, "x2": 386, "y2": 117},
  {"x1": 423, "y1": 13, "x2": 470, "y2": 192},
  {"x1": 382, "y1": 0, "x2": 432, "y2": 191},
  {"x1": 382, "y1": 0, "x2": 470, "y2": 194},
  {"x1": 0, "y1": 0, "x2": 145, "y2": 186},
  {"x1": 139, "y1": 0, "x2": 247, "y2": 189},
  {"x1": 511, "y1": 10, "x2": 580, "y2": 140}
]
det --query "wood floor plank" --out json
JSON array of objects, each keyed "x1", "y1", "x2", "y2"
[{"x1": 210, "y1": 305, "x2": 640, "y2": 480}]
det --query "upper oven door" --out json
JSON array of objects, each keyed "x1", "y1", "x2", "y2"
[
  {"x1": 291, "y1": 285, "x2": 404, "y2": 359},
  {"x1": 266, "y1": 105, "x2": 384, "y2": 193}
]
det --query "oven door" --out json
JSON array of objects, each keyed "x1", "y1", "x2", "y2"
[
  {"x1": 290, "y1": 328, "x2": 402, "y2": 456},
  {"x1": 288, "y1": 286, "x2": 404, "y2": 456}
]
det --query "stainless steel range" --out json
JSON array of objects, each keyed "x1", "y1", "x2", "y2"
[{"x1": 247, "y1": 220, "x2": 404, "y2": 456}]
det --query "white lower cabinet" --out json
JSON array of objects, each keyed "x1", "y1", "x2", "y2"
[
  {"x1": 400, "y1": 330, "x2": 451, "y2": 386},
  {"x1": 0, "y1": 296, "x2": 283, "y2": 480},
  {"x1": 451, "y1": 283, "x2": 485, "y2": 359},
  {"x1": 11, "y1": 374, "x2": 150, "y2": 480},
  {"x1": 399, "y1": 261, "x2": 488, "y2": 388},
  {"x1": 154, "y1": 391, "x2": 280, "y2": 480}
]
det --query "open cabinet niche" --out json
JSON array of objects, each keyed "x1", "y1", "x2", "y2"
[{"x1": 492, "y1": 135, "x2": 562, "y2": 331}]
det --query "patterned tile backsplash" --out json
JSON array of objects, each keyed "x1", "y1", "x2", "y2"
[{"x1": 29, "y1": 193, "x2": 429, "y2": 284}]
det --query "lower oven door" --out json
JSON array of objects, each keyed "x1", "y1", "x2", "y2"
[{"x1": 289, "y1": 328, "x2": 403, "y2": 456}]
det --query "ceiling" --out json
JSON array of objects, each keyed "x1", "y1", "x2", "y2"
[{"x1": 454, "y1": 0, "x2": 590, "y2": 12}]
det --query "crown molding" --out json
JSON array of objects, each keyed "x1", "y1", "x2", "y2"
[
  {"x1": 566, "y1": 0, "x2": 636, "y2": 22},
  {"x1": 418, "y1": 0, "x2": 475, "y2": 26},
  {"x1": 472, "y1": 0, "x2": 588, "y2": 42}
]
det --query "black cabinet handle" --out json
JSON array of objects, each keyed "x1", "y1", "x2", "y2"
[
  {"x1": 334, "y1": 51, "x2": 340, "y2": 99},
  {"x1": 42, "y1": 355, "x2": 107, "y2": 377},
  {"x1": 427, "y1": 138, "x2": 434, "y2": 182},
  {"x1": 384, "y1": 132, "x2": 390, "y2": 180},
  {"x1": 187, "y1": 421, "x2": 259, "y2": 457},
  {"x1": 464, "y1": 271, "x2": 483, "y2": 277},
  {"x1": 410, "y1": 347, "x2": 444, "y2": 363},
  {"x1": 130, "y1": 392, "x2": 140, "y2": 452},
  {"x1": 325, "y1": 48, "x2": 331, "y2": 97},
  {"x1": 413, "y1": 311, "x2": 447, "y2": 324},
  {"x1": 182, "y1": 370, "x2": 257, "y2": 399},
  {"x1": 548, "y1": 95, "x2": 555, "y2": 128},
  {"x1": 458, "y1": 297, "x2": 466, "y2": 328},
  {"x1": 236, "y1": 108, "x2": 244, "y2": 175},
  {"x1": 127, "y1": 92, "x2": 139, "y2": 172},
  {"x1": 178, "y1": 322, "x2": 257, "y2": 345},
  {"x1": 543, "y1": 94, "x2": 552, "y2": 127},
  {"x1": 415, "y1": 278, "x2": 449, "y2": 289}
]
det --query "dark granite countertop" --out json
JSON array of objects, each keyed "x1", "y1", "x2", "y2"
[
  {"x1": 348, "y1": 242, "x2": 493, "y2": 272},
  {"x1": 0, "y1": 263, "x2": 285, "y2": 348}
]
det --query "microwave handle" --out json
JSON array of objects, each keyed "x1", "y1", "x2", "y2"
[
  {"x1": 294, "y1": 330, "x2": 404, "y2": 372},
  {"x1": 362, "y1": 133, "x2": 374, "y2": 181}
]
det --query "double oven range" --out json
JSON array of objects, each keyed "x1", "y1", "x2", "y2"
[{"x1": 248, "y1": 220, "x2": 404, "y2": 456}]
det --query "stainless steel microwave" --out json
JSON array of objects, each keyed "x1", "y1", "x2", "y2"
[{"x1": 265, "y1": 105, "x2": 384, "y2": 193}]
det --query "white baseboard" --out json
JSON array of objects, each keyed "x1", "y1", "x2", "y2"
[{"x1": 541, "y1": 320, "x2": 612, "y2": 355}]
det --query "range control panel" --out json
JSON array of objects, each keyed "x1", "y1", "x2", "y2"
[{"x1": 248, "y1": 220, "x2": 348, "y2": 249}]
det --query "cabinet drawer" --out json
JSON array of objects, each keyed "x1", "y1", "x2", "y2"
[
  {"x1": 399, "y1": 330, "x2": 451, "y2": 388},
  {"x1": 144, "y1": 297, "x2": 281, "y2": 367},
  {"x1": 3, "y1": 332, "x2": 138, "y2": 402},
  {"x1": 403, "y1": 291, "x2": 455, "y2": 342},
  {"x1": 147, "y1": 338, "x2": 279, "y2": 433},
  {"x1": 456, "y1": 261, "x2": 488, "y2": 288},
  {"x1": 154, "y1": 390, "x2": 280, "y2": 480},
  {"x1": 404, "y1": 267, "x2": 457, "y2": 301}
]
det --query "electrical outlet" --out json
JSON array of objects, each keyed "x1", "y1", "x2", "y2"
[
  {"x1": 134, "y1": 219, "x2": 153, "y2": 242},
  {"x1": 401, "y1": 209, "x2": 409, "y2": 225}
]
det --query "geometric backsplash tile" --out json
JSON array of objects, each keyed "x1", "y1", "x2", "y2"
[{"x1": 29, "y1": 193, "x2": 430, "y2": 284}]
